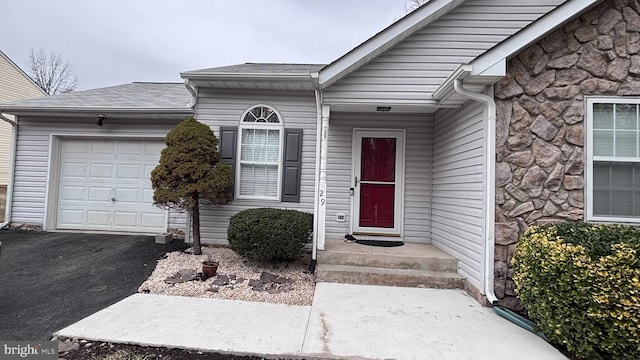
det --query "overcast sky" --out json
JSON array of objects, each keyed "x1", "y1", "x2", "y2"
[{"x1": 2, "y1": 0, "x2": 409, "y2": 91}]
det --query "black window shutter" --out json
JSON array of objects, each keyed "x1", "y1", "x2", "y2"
[
  {"x1": 281, "y1": 128, "x2": 303, "y2": 202},
  {"x1": 219, "y1": 127, "x2": 237, "y2": 198}
]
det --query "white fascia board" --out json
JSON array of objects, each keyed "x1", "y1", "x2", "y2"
[
  {"x1": 433, "y1": 65, "x2": 472, "y2": 101},
  {"x1": 477, "y1": 58, "x2": 507, "y2": 77},
  {"x1": 181, "y1": 72, "x2": 312, "y2": 81},
  {"x1": 471, "y1": 0, "x2": 601, "y2": 75},
  {"x1": 318, "y1": 0, "x2": 466, "y2": 88}
]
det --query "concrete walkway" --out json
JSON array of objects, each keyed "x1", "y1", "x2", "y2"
[{"x1": 55, "y1": 283, "x2": 567, "y2": 360}]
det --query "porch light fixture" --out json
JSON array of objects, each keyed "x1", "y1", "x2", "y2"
[
  {"x1": 376, "y1": 106, "x2": 391, "y2": 112},
  {"x1": 96, "y1": 114, "x2": 105, "y2": 126}
]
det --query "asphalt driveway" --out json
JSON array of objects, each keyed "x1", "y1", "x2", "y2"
[{"x1": 0, "y1": 229, "x2": 187, "y2": 341}]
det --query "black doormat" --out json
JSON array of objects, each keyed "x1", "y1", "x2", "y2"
[{"x1": 355, "y1": 239, "x2": 404, "y2": 247}]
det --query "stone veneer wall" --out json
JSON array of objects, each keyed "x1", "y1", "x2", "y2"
[{"x1": 493, "y1": 0, "x2": 640, "y2": 310}]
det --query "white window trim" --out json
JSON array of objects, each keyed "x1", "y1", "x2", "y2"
[
  {"x1": 585, "y1": 96, "x2": 640, "y2": 224},
  {"x1": 235, "y1": 104, "x2": 284, "y2": 201}
]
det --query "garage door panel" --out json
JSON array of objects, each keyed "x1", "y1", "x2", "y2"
[
  {"x1": 143, "y1": 165, "x2": 156, "y2": 180},
  {"x1": 57, "y1": 209, "x2": 84, "y2": 227},
  {"x1": 56, "y1": 138, "x2": 167, "y2": 233},
  {"x1": 59, "y1": 186, "x2": 86, "y2": 201},
  {"x1": 118, "y1": 142, "x2": 144, "y2": 155},
  {"x1": 117, "y1": 164, "x2": 141, "y2": 179},
  {"x1": 116, "y1": 188, "x2": 140, "y2": 203},
  {"x1": 91, "y1": 141, "x2": 116, "y2": 154},
  {"x1": 86, "y1": 210, "x2": 112, "y2": 227},
  {"x1": 114, "y1": 212, "x2": 139, "y2": 227},
  {"x1": 90, "y1": 163, "x2": 114, "y2": 179},
  {"x1": 142, "y1": 189, "x2": 155, "y2": 204},
  {"x1": 61, "y1": 162, "x2": 86, "y2": 178},
  {"x1": 145, "y1": 142, "x2": 165, "y2": 155},
  {"x1": 88, "y1": 187, "x2": 112, "y2": 202},
  {"x1": 61, "y1": 140, "x2": 88, "y2": 154}
]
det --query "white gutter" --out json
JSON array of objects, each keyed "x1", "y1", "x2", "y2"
[
  {"x1": 181, "y1": 72, "x2": 317, "y2": 82},
  {"x1": 453, "y1": 79, "x2": 499, "y2": 305},
  {"x1": 311, "y1": 72, "x2": 322, "y2": 270},
  {"x1": 0, "y1": 107, "x2": 192, "y2": 115},
  {"x1": 0, "y1": 113, "x2": 17, "y2": 228}
]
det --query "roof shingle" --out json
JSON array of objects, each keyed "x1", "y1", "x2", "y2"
[
  {"x1": 182, "y1": 63, "x2": 326, "y2": 76},
  {"x1": 0, "y1": 82, "x2": 191, "y2": 110}
]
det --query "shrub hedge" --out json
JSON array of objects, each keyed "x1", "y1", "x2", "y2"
[
  {"x1": 227, "y1": 208, "x2": 313, "y2": 262},
  {"x1": 512, "y1": 222, "x2": 640, "y2": 360}
]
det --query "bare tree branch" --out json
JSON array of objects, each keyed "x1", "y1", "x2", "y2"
[
  {"x1": 27, "y1": 49, "x2": 78, "y2": 95},
  {"x1": 404, "y1": 0, "x2": 429, "y2": 15}
]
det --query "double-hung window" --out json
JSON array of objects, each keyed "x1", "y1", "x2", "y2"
[
  {"x1": 586, "y1": 97, "x2": 640, "y2": 222},
  {"x1": 237, "y1": 105, "x2": 283, "y2": 199}
]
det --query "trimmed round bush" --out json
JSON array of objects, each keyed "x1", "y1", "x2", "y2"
[
  {"x1": 227, "y1": 208, "x2": 313, "y2": 262},
  {"x1": 512, "y1": 222, "x2": 640, "y2": 360}
]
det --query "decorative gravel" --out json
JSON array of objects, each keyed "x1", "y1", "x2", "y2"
[{"x1": 138, "y1": 246, "x2": 316, "y2": 306}]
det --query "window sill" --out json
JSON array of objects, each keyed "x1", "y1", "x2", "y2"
[
  {"x1": 235, "y1": 196, "x2": 280, "y2": 202},
  {"x1": 587, "y1": 216, "x2": 640, "y2": 226}
]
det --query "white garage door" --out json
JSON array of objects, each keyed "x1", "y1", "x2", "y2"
[{"x1": 56, "y1": 138, "x2": 167, "y2": 233}]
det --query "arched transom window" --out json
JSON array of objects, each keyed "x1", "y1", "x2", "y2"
[
  {"x1": 243, "y1": 105, "x2": 280, "y2": 123},
  {"x1": 238, "y1": 105, "x2": 283, "y2": 199}
]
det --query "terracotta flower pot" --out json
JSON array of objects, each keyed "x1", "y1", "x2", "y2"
[{"x1": 202, "y1": 261, "x2": 219, "y2": 278}]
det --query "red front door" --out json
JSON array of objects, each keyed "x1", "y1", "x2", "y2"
[{"x1": 358, "y1": 137, "x2": 396, "y2": 228}]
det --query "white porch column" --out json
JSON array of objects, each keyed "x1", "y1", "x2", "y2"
[{"x1": 317, "y1": 104, "x2": 330, "y2": 250}]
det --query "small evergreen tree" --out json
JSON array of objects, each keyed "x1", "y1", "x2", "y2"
[{"x1": 151, "y1": 117, "x2": 232, "y2": 255}]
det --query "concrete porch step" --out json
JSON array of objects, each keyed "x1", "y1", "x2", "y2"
[
  {"x1": 315, "y1": 240, "x2": 465, "y2": 289},
  {"x1": 315, "y1": 264, "x2": 465, "y2": 289},
  {"x1": 317, "y1": 241, "x2": 458, "y2": 272}
]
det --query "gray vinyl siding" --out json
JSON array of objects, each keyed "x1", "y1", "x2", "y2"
[
  {"x1": 431, "y1": 101, "x2": 485, "y2": 289},
  {"x1": 10, "y1": 117, "x2": 185, "y2": 230},
  {"x1": 325, "y1": 112, "x2": 432, "y2": 243},
  {"x1": 194, "y1": 89, "x2": 317, "y2": 244},
  {"x1": 323, "y1": 0, "x2": 565, "y2": 105}
]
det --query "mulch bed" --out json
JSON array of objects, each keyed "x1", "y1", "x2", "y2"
[{"x1": 60, "y1": 340, "x2": 304, "y2": 360}]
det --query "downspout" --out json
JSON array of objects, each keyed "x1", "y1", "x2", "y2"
[
  {"x1": 310, "y1": 73, "x2": 322, "y2": 273},
  {"x1": 184, "y1": 79, "x2": 198, "y2": 109},
  {"x1": 452, "y1": 79, "x2": 499, "y2": 305},
  {"x1": 0, "y1": 113, "x2": 17, "y2": 229},
  {"x1": 183, "y1": 78, "x2": 197, "y2": 245}
]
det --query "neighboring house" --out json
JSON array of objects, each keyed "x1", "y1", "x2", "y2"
[
  {"x1": 0, "y1": 51, "x2": 46, "y2": 188},
  {"x1": 0, "y1": 0, "x2": 635, "y2": 309}
]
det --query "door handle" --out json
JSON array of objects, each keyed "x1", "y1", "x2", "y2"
[
  {"x1": 111, "y1": 197, "x2": 116, "y2": 202},
  {"x1": 355, "y1": 176, "x2": 359, "y2": 187}
]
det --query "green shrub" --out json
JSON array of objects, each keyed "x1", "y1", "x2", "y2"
[
  {"x1": 227, "y1": 208, "x2": 313, "y2": 262},
  {"x1": 512, "y1": 223, "x2": 640, "y2": 360}
]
